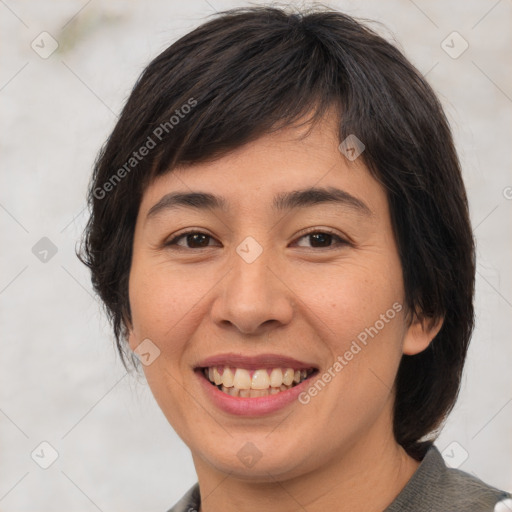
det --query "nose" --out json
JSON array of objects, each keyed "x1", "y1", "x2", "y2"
[{"x1": 210, "y1": 240, "x2": 295, "y2": 336}]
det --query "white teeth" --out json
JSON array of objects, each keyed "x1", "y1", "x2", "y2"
[
  {"x1": 222, "y1": 367, "x2": 234, "y2": 387},
  {"x1": 269, "y1": 368, "x2": 283, "y2": 387},
  {"x1": 251, "y1": 369, "x2": 270, "y2": 389},
  {"x1": 213, "y1": 367, "x2": 223, "y2": 386},
  {"x1": 233, "y1": 368, "x2": 252, "y2": 390},
  {"x1": 205, "y1": 365, "x2": 315, "y2": 396},
  {"x1": 223, "y1": 384, "x2": 289, "y2": 397},
  {"x1": 249, "y1": 388, "x2": 268, "y2": 397},
  {"x1": 283, "y1": 368, "x2": 295, "y2": 386},
  {"x1": 222, "y1": 385, "x2": 239, "y2": 397}
]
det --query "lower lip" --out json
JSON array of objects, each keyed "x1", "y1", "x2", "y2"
[{"x1": 196, "y1": 369, "x2": 316, "y2": 416}]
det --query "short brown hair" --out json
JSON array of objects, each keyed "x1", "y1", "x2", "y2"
[{"x1": 79, "y1": 6, "x2": 475, "y2": 460}]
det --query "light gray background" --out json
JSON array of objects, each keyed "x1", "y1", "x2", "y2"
[{"x1": 1, "y1": 0, "x2": 511, "y2": 510}]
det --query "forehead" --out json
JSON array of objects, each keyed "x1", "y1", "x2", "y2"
[{"x1": 138, "y1": 114, "x2": 387, "y2": 220}]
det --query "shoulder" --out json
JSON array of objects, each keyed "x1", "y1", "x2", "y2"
[
  {"x1": 442, "y1": 463, "x2": 510, "y2": 511},
  {"x1": 386, "y1": 445, "x2": 510, "y2": 512}
]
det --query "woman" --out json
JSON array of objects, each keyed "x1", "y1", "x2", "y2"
[{"x1": 80, "y1": 6, "x2": 510, "y2": 511}]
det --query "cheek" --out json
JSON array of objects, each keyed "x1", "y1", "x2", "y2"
[
  {"x1": 291, "y1": 265, "x2": 406, "y2": 430},
  {"x1": 127, "y1": 262, "x2": 202, "y2": 425},
  {"x1": 293, "y1": 254, "x2": 405, "y2": 337},
  {"x1": 291, "y1": 256, "x2": 406, "y2": 398},
  {"x1": 128, "y1": 259, "x2": 214, "y2": 359}
]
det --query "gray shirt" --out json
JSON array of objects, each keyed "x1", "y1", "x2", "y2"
[{"x1": 166, "y1": 445, "x2": 510, "y2": 512}]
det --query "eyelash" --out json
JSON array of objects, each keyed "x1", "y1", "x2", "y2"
[{"x1": 164, "y1": 229, "x2": 350, "y2": 251}]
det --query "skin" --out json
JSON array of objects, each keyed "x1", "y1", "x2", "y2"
[{"x1": 127, "y1": 111, "x2": 442, "y2": 512}]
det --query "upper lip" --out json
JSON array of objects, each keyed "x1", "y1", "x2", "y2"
[{"x1": 195, "y1": 353, "x2": 318, "y2": 371}]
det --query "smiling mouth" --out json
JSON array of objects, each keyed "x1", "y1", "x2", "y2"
[{"x1": 200, "y1": 366, "x2": 318, "y2": 398}]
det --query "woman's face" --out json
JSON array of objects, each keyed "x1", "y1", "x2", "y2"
[{"x1": 127, "y1": 113, "x2": 431, "y2": 481}]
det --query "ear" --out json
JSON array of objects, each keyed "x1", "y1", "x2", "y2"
[{"x1": 402, "y1": 314, "x2": 444, "y2": 356}]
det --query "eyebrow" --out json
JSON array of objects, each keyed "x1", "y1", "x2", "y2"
[{"x1": 146, "y1": 186, "x2": 373, "y2": 220}]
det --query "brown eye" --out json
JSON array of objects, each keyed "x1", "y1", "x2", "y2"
[
  {"x1": 294, "y1": 230, "x2": 349, "y2": 249},
  {"x1": 165, "y1": 231, "x2": 219, "y2": 249}
]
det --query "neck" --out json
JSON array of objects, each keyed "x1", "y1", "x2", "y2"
[{"x1": 192, "y1": 409, "x2": 420, "y2": 512}]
